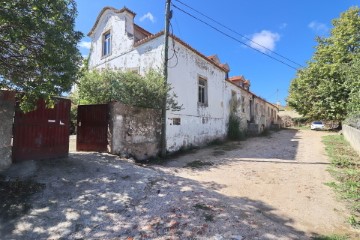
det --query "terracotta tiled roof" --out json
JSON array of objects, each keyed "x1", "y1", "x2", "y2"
[
  {"x1": 134, "y1": 32, "x2": 230, "y2": 73},
  {"x1": 226, "y1": 79, "x2": 278, "y2": 109},
  {"x1": 134, "y1": 24, "x2": 152, "y2": 37},
  {"x1": 229, "y1": 76, "x2": 245, "y2": 82},
  {"x1": 133, "y1": 31, "x2": 164, "y2": 46},
  {"x1": 207, "y1": 55, "x2": 220, "y2": 63},
  {"x1": 88, "y1": 7, "x2": 136, "y2": 36}
]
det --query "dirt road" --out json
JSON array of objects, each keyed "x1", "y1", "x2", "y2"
[
  {"x1": 163, "y1": 129, "x2": 357, "y2": 238},
  {"x1": 1, "y1": 129, "x2": 359, "y2": 239}
]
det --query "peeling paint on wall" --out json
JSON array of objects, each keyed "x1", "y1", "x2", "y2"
[{"x1": 109, "y1": 102, "x2": 161, "y2": 160}]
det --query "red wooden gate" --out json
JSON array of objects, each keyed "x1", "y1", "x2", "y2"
[
  {"x1": 12, "y1": 98, "x2": 71, "y2": 162},
  {"x1": 76, "y1": 104, "x2": 108, "y2": 152}
]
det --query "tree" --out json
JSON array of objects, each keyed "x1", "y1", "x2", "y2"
[
  {"x1": 78, "y1": 69, "x2": 182, "y2": 111},
  {"x1": 0, "y1": 0, "x2": 83, "y2": 111},
  {"x1": 343, "y1": 54, "x2": 360, "y2": 114},
  {"x1": 288, "y1": 7, "x2": 360, "y2": 122}
]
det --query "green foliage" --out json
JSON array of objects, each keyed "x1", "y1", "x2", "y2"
[
  {"x1": 0, "y1": 0, "x2": 83, "y2": 112},
  {"x1": 312, "y1": 235, "x2": 349, "y2": 240},
  {"x1": 322, "y1": 134, "x2": 360, "y2": 227},
  {"x1": 227, "y1": 94, "x2": 246, "y2": 140},
  {"x1": 78, "y1": 69, "x2": 182, "y2": 111},
  {"x1": 227, "y1": 114, "x2": 246, "y2": 140},
  {"x1": 342, "y1": 54, "x2": 360, "y2": 115},
  {"x1": 288, "y1": 7, "x2": 360, "y2": 122}
]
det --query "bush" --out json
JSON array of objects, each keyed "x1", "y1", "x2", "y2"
[{"x1": 227, "y1": 114, "x2": 246, "y2": 140}]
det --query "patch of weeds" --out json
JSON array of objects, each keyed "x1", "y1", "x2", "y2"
[
  {"x1": 185, "y1": 160, "x2": 214, "y2": 169},
  {"x1": 212, "y1": 150, "x2": 226, "y2": 156},
  {"x1": 0, "y1": 178, "x2": 46, "y2": 220},
  {"x1": 204, "y1": 213, "x2": 214, "y2": 222},
  {"x1": 312, "y1": 234, "x2": 349, "y2": 240},
  {"x1": 208, "y1": 138, "x2": 224, "y2": 146},
  {"x1": 322, "y1": 134, "x2": 360, "y2": 228},
  {"x1": 260, "y1": 128, "x2": 271, "y2": 137},
  {"x1": 293, "y1": 125, "x2": 310, "y2": 130},
  {"x1": 146, "y1": 156, "x2": 168, "y2": 165},
  {"x1": 215, "y1": 142, "x2": 241, "y2": 151},
  {"x1": 193, "y1": 203, "x2": 212, "y2": 211},
  {"x1": 227, "y1": 114, "x2": 247, "y2": 141}
]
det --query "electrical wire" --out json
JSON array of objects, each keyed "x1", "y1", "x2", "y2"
[
  {"x1": 172, "y1": 2, "x2": 301, "y2": 70},
  {"x1": 168, "y1": 22, "x2": 179, "y2": 68},
  {"x1": 174, "y1": 0, "x2": 303, "y2": 68}
]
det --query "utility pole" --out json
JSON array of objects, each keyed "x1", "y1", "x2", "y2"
[{"x1": 161, "y1": 0, "x2": 171, "y2": 157}]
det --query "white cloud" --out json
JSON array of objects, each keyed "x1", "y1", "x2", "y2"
[
  {"x1": 248, "y1": 30, "x2": 280, "y2": 53},
  {"x1": 308, "y1": 21, "x2": 329, "y2": 34},
  {"x1": 140, "y1": 12, "x2": 155, "y2": 23},
  {"x1": 78, "y1": 41, "x2": 91, "y2": 49}
]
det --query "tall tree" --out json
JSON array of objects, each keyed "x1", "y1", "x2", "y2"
[
  {"x1": 288, "y1": 7, "x2": 360, "y2": 121},
  {"x1": 0, "y1": 0, "x2": 83, "y2": 111}
]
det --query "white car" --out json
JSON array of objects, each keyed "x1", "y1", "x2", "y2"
[{"x1": 311, "y1": 121, "x2": 325, "y2": 130}]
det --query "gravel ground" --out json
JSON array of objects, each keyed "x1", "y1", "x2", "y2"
[{"x1": 0, "y1": 129, "x2": 359, "y2": 239}]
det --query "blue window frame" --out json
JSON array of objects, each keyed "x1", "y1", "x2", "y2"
[{"x1": 103, "y1": 31, "x2": 111, "y2": 56}]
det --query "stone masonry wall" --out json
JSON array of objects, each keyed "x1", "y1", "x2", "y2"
[
  {"x1": 0, "y1": 91, "x2": 15, "y2": 170},
  {"x1": 108, "y1": 102, "x2": 161, "y2": 161}
]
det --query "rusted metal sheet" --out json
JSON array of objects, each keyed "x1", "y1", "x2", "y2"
[
  {"x1": 76, "y1": 104, "x2": 108, "y2": 152},
  {"x1": 12, "y1": 98, "x2": 71, "y2": 162}
]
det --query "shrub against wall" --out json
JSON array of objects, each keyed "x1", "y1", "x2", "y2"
[
  {"x1": 77, "y1": 69, "x2": 181, "y2": 111},
  {"x1": 227, "y1": 95, "x2": 246, "y2": 140}
]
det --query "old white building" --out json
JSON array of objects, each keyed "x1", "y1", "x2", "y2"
[{"x1": 87, "y1": 7, "x2": 279, "y2": 151}]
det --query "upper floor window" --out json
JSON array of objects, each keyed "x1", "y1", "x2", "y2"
[
  {"x1": 198, "y1": 77, "x2": 208, "y2": 106},
  {"x1": 241, "y1": 96, "x2": 245, "y2": 113},
  {"x1": 102, "y1": 31, "x2": 111, "y2": 57}
]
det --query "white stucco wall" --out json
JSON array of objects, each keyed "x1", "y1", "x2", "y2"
[
  {"x1": 166, "y1": 41, "x2": 228, "y2": 151},
  {"x1": 88, "y1": 8, "x2": 280, "y2": 152},
  {"x1": 89, "y1": 10, "x2": 136, "y2": 69}
]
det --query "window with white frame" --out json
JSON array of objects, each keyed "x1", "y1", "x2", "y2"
[
  {"x1": 198, "y1": 77, "x2": 208, "y2": 106},
  {"x1": 102, "y1": 31, "x2": 111, "y2": 57}
]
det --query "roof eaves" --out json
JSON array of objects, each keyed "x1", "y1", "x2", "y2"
[
  {"x1": 133, "y1": 32, "x2": 229, "y2": 73},
  {"x1": 134, "y1": 24, "x2": 152, "y2": 36},
  {"x1": 225, "y1": 80, "x2": 278, "y2": 110},
  {"x1": 88, "y1": 6, "x2": 136, "y2": 37}
]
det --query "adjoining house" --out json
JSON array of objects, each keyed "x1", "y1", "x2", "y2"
[{"x1": 87, "y1": 6, "x2": 279, "y2": 152}]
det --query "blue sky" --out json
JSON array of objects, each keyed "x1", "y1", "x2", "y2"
[{"x1": 75, "y1": 0, "x2": 359, "y2": 105}]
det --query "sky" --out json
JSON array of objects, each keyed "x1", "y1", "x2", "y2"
[{"x1": 75, "y1": 0, "x2": 359, "y2": 105}]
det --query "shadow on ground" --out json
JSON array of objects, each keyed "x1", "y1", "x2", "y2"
[
  {"x1": 161, "y1": 129, "x2": 304, "y2": 171},
  {"x1": 0, "y1": 152, "x2": 308, "y2": 239}
]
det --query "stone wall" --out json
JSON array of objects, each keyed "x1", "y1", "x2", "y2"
[
  {"x1": 0, "y1": 91, "x2": 15, "y2": 170},
  {"x1": 343, "y1": 124, "x2": 360, "y2": 156},
  {"x1": 108, "y1": 102, "x2": 161, "y2": 160}
]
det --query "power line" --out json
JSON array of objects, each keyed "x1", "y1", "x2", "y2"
[
  {"x1": 174, "y1": 0, "x2": 303, "y2": 68},
  {"x1": 172, "y1": 2, "x2": 301, "y2": 70}
]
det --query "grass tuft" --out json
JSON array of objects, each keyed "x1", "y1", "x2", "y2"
[
  {"x1": 185, "y1": 160, "x2": 214, "y2": 169},
  {"x1": 312, "y1": 234, "x2": 349, "y2": 240},
  {"x1": 322, "y1": 134, "x2": 360, "y2": 227}
]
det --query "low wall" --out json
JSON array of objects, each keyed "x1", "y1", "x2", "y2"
[
  {"x1": 343, "y1": 124, "x2": 360, "y2": 156},
  {"x1": 109, "y1": 102, "x2": 161, "y2": 160},
  {"x1": 0, "y1": 91, "x2": 16, "y2": 170}
]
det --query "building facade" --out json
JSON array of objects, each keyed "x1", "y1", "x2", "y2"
[{"x1": 88, "y1": 7, "x2": 279, "y2": 151}]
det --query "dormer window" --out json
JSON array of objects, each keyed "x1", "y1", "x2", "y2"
[{"x1": 102, "y1": 31, "x2": 111, "y2": 57}]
